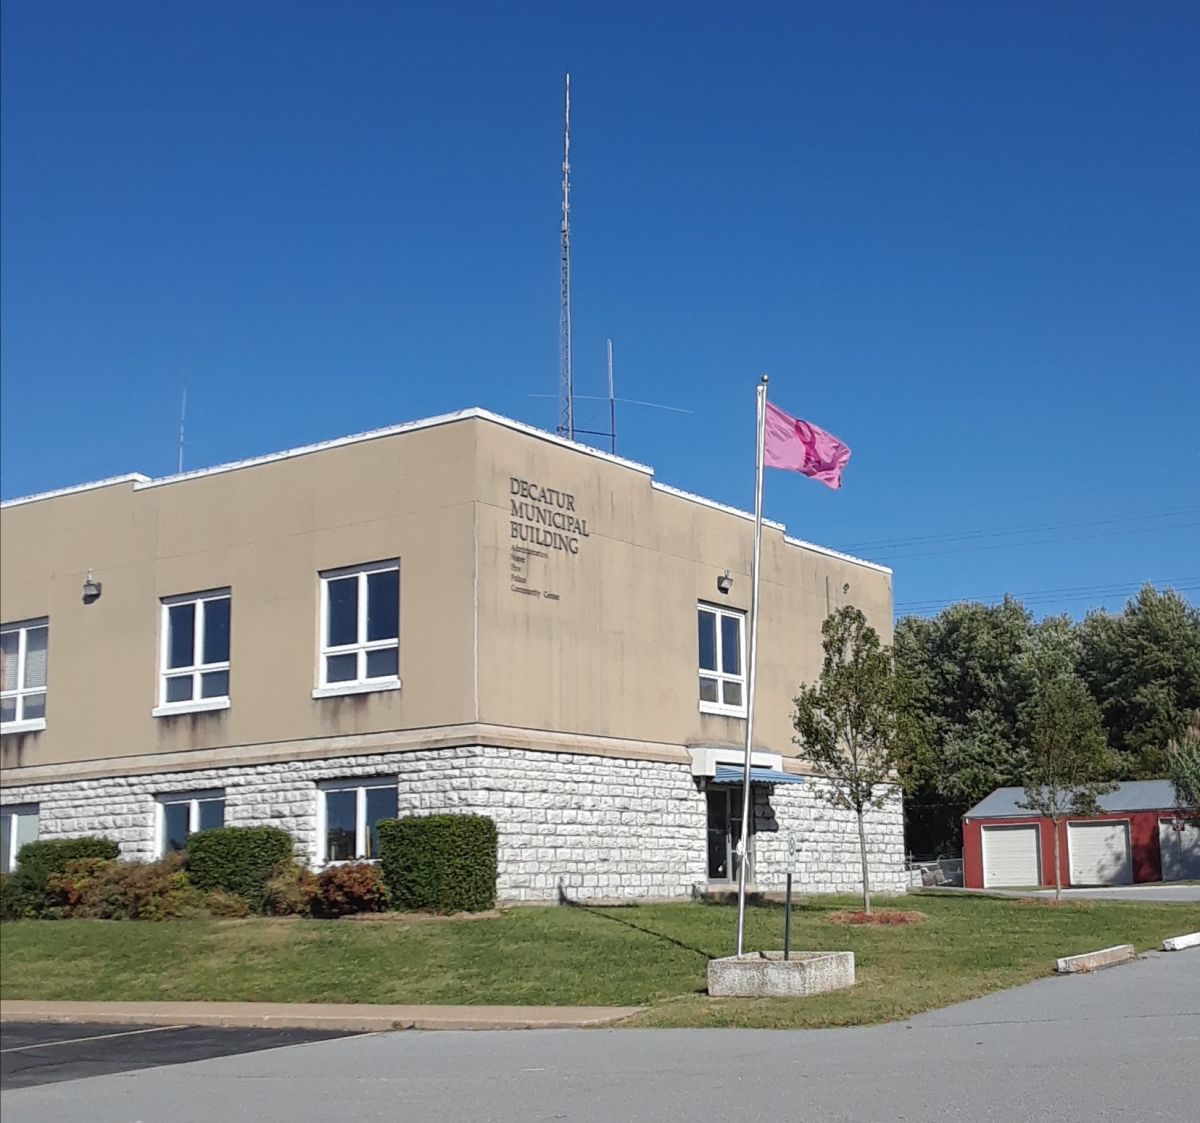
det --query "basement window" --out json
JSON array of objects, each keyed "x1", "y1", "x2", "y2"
[{"x1": 319, "y1": 778, "x2": 397, "y2": 862}]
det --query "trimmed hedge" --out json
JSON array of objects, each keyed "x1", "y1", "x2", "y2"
[
  {"x1": 15, "y1": 837, "x2": 121, "y2": 888},
  {"x1": 186, "y1": 826, "x2": 295, "y2": 911},
  {"x1": 378, "y1": 814, "x2": 497, "y2": 913},
  {"x1": 2, "y1": 837, "x2": 121, "y2": 921}
]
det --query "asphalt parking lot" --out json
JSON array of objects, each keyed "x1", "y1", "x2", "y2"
[{"x1": 0, "y1": 1021, "x2": 359, "y2": 1090}]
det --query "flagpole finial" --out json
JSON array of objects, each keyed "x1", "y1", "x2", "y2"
[{"x1": 760, "y1": 373, "x2": 769, "y2": 385}]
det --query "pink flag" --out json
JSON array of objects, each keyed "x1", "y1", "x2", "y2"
[{"x1": 763, "y1": 401, "x2": 851, "y2": 490}]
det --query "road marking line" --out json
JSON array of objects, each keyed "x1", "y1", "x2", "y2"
[{"x1": 0, "y1": 1024, "x2": 191, "y2": 1053}]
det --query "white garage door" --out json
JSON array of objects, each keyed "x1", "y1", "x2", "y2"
[
  {"x1": 982, "y1": 825, "x2": 1040, "y2": 887},
  {"x1": 1068, "y1": 821, "x2": 1133, "y2": 886},
  {"x1": 1159, "y1": 818, "x2": 1200, "y2": 882}
]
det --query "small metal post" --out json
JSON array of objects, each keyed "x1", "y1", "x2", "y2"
[
  {"x1": 784, "y1": 830, "x2": 796, "y2": 960},
  {"x1": 784, "y1": 872, "x2": 793, "y2": 960}
]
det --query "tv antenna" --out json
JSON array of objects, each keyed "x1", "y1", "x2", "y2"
[
  {"x1": 178, "y1": 382, "x2": 188, "y2": 473},
  {"x1": 556, "y1": 73, "x2": 574, "y2": 441}
]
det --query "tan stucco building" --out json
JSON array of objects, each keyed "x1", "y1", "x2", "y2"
[{"x1": 1, "y1": 408, "x2": 904, "y2": 899}]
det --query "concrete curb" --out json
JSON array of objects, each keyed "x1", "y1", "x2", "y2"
[
  {"x1": 1055, "y1": 944, "x2": 1136, "y2": 974},
  {"x1": 1162, "y1": 932, "x2": 1200, "y2": 952},
  {"x1": 0, "y1": 1001, "x2": 644, "y2": 1032}
]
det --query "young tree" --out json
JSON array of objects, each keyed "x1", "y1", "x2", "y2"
[
  {"x1": 793, "y1": 606, "x2": 904, "y2": 915},
  {"x1": 1018, "y1": 672, "x2": 1119, "y2": 900},
  {"x1": 1166, "y1": 711, "x2": 1200, "y2": 819}
]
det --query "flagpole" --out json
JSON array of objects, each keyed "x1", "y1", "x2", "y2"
[{"x1": 735, "y1": 373, "x2": 768, "y2": 956}]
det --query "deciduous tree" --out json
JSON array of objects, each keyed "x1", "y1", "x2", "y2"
[
  {"x1": 1018, "y1": 673, "x2": 1119, "y2": 900},
  {"x1": 793, "y1": 607, "x2": 904, "y2": 915}
]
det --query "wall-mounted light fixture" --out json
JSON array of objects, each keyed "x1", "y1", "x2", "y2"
[
  {"x1": 82, "y1": 569, "x2": 102, "y2": 604},
  {"x1": 717, "y1": 569, "x2": 733, "y2": 595}
]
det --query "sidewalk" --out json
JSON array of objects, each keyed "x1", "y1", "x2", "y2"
[{"x1": 0, "y1": 1000, "x2": 643, "y2": 1032}]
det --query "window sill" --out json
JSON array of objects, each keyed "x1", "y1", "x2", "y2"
[
  {"x1": 152, "y1": 698, "x2": 231, "y2": 718},
  {"x1": 312, "y1": 678, "x2": 402, "y2": 700},
  {"x1": 1, "y1": 718, "x2": 47, "y2": 735},
  {"x1": 699, "y1": 702, "x2": 748, "y2": 719}
]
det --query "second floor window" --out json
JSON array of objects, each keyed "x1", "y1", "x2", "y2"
[
  {"x1": 159, "y1": 591, "x2": 231, "y2": 709},
  {"x1": 1, "y1": 618, "x2": 49, "y2": 729},
  {"x1": 698, "y1": 604, "x2": 746, "y2": 716},
  {"x1": 319, "y1": 561, "x2": 400, "y2": 689}
]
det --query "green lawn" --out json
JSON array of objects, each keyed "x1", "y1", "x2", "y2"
[{"x1": 2, "y1": 894, "x2": 1196, "y2": 1029}]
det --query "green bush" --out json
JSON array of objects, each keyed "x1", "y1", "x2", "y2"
[
  {"x1": 313, "y1": 862, "x2": 389, "y2": 918},
  {"x1": 378, "y1": 814, "x2": 497, "y2": 913},
  {"x1": 201, "y1": 888, "x2": 252, "y2": 918},
  {"x1": 1, "y1": 872, "x2": 36, "y2": 921},
  {"x1": 13, "y1": 837, "x2": 120, "y2": 891},
  {"x1": 43, "y1": 853, "x2": 206, "y2": 920},
  {"x1": 263, "y1": 863, "x2": 319, "y2": 917},
  {"x1": 3, "y1": 837, "x2": 121, "y2": 918},
  {"x1": 186, "y1": 827, "x2": 295, "y2": 911}
]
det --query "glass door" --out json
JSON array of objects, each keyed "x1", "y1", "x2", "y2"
[{"x1": 706, "y1": 786, "x2": 751, "y2": 882}]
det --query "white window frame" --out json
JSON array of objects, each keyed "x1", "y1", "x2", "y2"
[
  {"x1": 1, "y1": 617, "x2": 49, "y2": 734},
  {"x1": 154, "y1": 789, "x2": 226, "y2": 857},
  {"x1": 1, "y1": 803, "x2": 40, "y2": 873},
  {"x1": 154, "y1": 590, "x2": 232, "y2": 717},
  {"x1": 698, "y1": 603, "x2": 747, "y2": 717},
  {"x1": 314, "y1": 560, "x2": 401, "y2": 698},
  {"x1": 316, "y1": 777, "x2": 398, "y2": 864}
]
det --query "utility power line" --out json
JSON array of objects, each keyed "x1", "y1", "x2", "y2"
[{"x1": 895, "y1": 577, "x2": 1199, "y2": 615}]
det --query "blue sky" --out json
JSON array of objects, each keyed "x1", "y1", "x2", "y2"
[{"x1": 2, "y1": 2, "x2": 1197, "y2": 618}]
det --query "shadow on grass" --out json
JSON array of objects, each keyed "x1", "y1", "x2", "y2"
[{"x1": 557, "y1": 885, "x2": 721, "y2": 961}]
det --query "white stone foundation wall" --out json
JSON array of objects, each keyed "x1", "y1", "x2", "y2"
[
  {"x1": 1, "y1": 745, "x2": 906, "y2": 901},
  {"x1": 750, "y1": 782, "x2": 907, "y2": 896}
]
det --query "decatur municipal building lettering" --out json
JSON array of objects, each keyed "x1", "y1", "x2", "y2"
[{"x1": 510, "y1": 476, "x2": 591, "y2": 555}]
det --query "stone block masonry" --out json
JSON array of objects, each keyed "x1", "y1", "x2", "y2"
[{"x1": 0, "y1": 745, "x2": 906, "y2": 902}]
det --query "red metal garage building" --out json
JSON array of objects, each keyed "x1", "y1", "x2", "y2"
[{"x1": 963, "y1": 780, "x2": 1199, "y2": 889}]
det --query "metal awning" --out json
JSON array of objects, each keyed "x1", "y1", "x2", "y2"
[{"x1": 711, "y1": 765, "x2": 804, "y2": 786}]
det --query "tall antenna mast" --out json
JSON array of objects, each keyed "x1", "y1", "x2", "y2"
[
  {"x1": 607, "y1": 338, "x2": 616, "y2": 455},
  {"x1": 557, "y1": 73, "x2": 574, "y2": 441}
]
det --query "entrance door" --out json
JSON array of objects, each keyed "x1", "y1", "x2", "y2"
[
  {"x1": 706, "y1": 787, "x2": 751, "y2": 882},
  {"x1": 1159, "y1": 817, "x2": 1200, "y2": 881}
]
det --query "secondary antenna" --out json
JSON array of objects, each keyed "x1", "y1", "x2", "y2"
[
  {"x1": 177, "y1": 383, "x2": 188, "y2": 473},
  {"x1": 556, "y1": 73, "x2": 574, "y2": 441}
]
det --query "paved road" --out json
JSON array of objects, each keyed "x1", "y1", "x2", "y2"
[
  {"x1": 4, "y1": 952, "x2": 1198, "y2": 1122},
  {"x1": 0, "y1": 1022, "x2": 356, "y2": 1091}
]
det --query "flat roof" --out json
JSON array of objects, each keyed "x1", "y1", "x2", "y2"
[
  {"x1": 964, "y1": 779, "x2": 1184, "y2": 819},
  {"x1": 0, "y1": 406, "x2": 891, "y2": 575}
]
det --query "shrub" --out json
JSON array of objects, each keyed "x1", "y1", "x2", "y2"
[
  {"x1": 202, "y1": 888, "x2": 252, "y2": 918},
  {"x1": 43, "y1": 852, "x2": 207, "y2": 920},
  {"x1": 379, "y1": 814, "x2": 497, "y2": 913},
  {"x1": 3, "y1": 837, "x2": 122, "y2": 919},
  {"x1": 13, "y1": 837, "x2": 120, "y2": 892},
  {"x1": 1, "y1": 873, "x2": 37, "y2": 921},
  {"x1": 186, "y1": 827, "x2": 295, "y2": 911},
  {"x1": 263, "y1": 863, "x2": 319, "y2": 917},
  {"x1": 312, "y1": 862, "x2": 389, "y2": 918}
]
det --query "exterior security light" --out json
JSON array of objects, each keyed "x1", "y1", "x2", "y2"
[
  {"x1": 82, "y1": 569, "x2": 102, "y2": 604},
  {"x1": 717, "y1": 570, "x2": 733, "y2": 595}
]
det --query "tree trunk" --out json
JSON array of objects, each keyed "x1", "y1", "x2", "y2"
[
  {"x1": 1052, "y1": 817, "x2": 1061, "y2": 902},
  {"x1": 856, "y1": 806, "x2": 872, "y2": 915}
]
